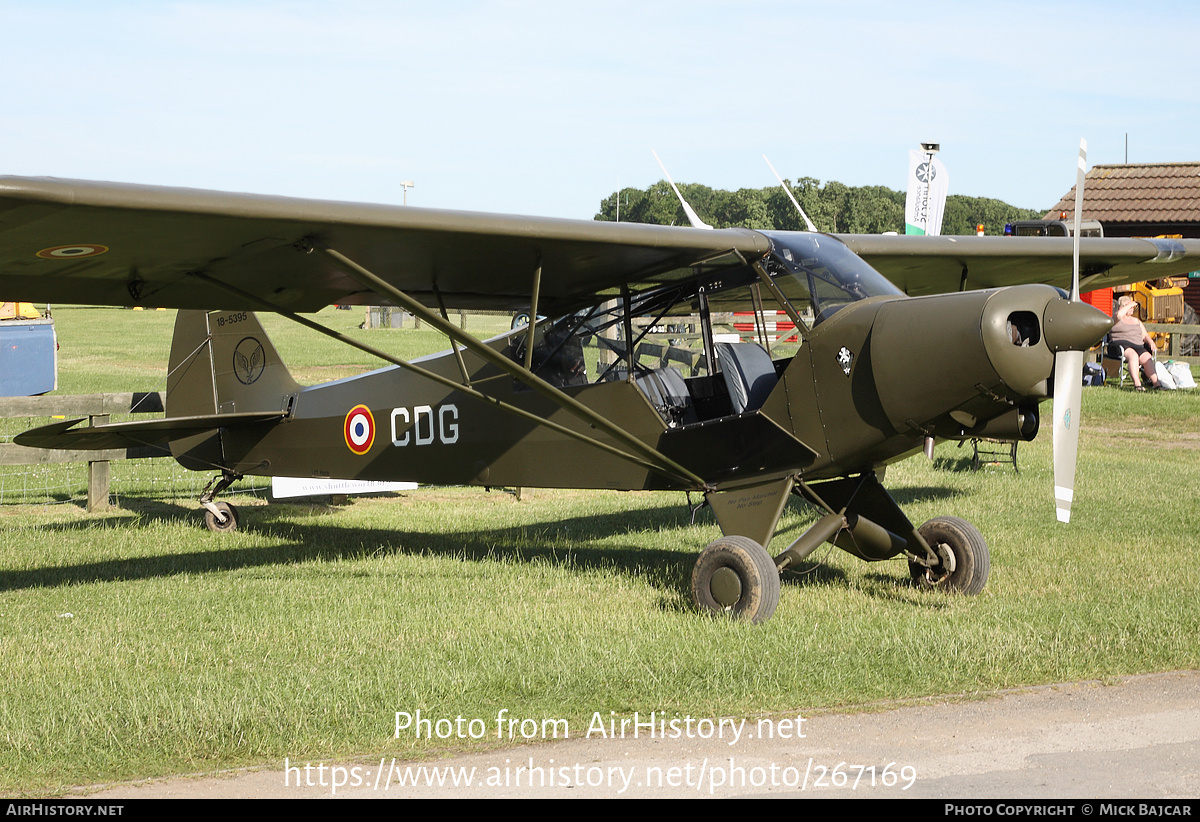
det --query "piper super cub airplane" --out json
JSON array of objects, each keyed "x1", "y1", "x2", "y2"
[{"x1": 2, "y1": 145, "x2": 1198, "y2": 622}]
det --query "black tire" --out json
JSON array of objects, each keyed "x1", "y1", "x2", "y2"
[
  {"x1": 909, "y1": 516, "x2": 989, "y2": 595},
  {"x1": 691, "y1": 535, "x2": 781, "y2": 623},
  {"x1": 204, "y1": 502, "x2": 240, "y2": 533},
  {"x1": 511, "y1": 312, "x2": 531, "y2": 330}
]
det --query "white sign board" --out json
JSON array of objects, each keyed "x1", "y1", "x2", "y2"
[{"x1": 271, "y1": 476, "x2": 418, "y2": 499}]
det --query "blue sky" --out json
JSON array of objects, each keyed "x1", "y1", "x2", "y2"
[{"x1": 3, "y1": 1, "x2": 1197, "y2": 221}]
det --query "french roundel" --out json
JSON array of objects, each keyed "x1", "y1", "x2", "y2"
[
  {"x1": 343, "y1": 405, "x2": 375, "y2": 455},
  {"x1": 36, "y1": 244, "x2": 109, "y2": 259}
]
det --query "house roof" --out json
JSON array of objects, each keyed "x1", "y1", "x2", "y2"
[{"x1": 1045, "y1": 162, "x2": 1200, "y2": 225}]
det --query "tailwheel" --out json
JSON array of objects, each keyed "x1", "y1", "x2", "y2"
[
  {"x1": 691, "y1": 536, "x2": 781, "y2": 624},
  {"x1": 203, "y1": 501, "x2": 240, "y2": 533},
  {"x1": 908, "y1": 516, "x2": 989, "y2": 595},
  {"x1": 199, "y1": 470, "x2": 243, "y2": 534}
]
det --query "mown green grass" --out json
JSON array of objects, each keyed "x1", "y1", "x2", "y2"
[
  {"x1": 1, "y1": 307, "x2": 1198, "y2": 795},
  {"x1": 49, "y1": 306, "x2": 513, "y2": 393}
]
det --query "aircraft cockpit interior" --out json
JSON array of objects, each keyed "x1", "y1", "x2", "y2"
[{"x1": 505, "y1": 234, "x2": 901, "y2": 429}]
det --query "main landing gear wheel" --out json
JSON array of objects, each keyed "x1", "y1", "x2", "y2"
[
  {"x1": 204, "y1": 502, "x2": 240, "y2": 533},
  {"x1": 909, "y1": 516, "x2": 989, "y2": 595},
  {"x1": 692, "y1": 536, "x2": 781, "y2": 624}
]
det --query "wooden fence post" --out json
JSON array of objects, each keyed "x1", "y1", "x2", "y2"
[
  {"x1": 0, "y1": 392, "x2": 165, "y2": 510},
  {"x1": 87, "y1": 413, "x2": 110, "y2": 512}
]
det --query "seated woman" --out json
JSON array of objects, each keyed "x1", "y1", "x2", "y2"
[{"x1": 1108, "y1": 295, "x2": 1162, "y2": 391}]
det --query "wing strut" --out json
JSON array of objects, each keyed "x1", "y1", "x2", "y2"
[
  {"x1": 191, "y1": 250, "x2": 710, "y2": 489},
  {"x1": 524, "y1": 257, "x2": 542, "y2": 371},
  {"x1": 312, "y1": 243, "x2": 708, "y2": 488},
  {"x1": 431, "y1": 283, "x2": 472, "y2": 386},
  {"x1": 189, "y1": 269, "x2": 704, "y2": 487}
]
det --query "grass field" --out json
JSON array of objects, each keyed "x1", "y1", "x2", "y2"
[{"x1": 2, "y1": 306, "x2": 1198, "y2": 795}]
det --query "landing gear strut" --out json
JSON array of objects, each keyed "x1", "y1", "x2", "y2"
[
  {"x1": 691, "y1": 474, "x2": 992, "y2": 623},
  {"x1": 204, "y1": 501, "x2": 240, "y2": 533},
  {"x1": 199, "y1": 470, "x2": 243, "y2": 533}
]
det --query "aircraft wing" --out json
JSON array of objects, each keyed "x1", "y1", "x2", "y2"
[
  {"x1": 0, "y1": 176, "x2": 770, "y2": 314},
  {"x1": 838, "y1": 234, "x2": 1200, "y2": 297},
  {"x1": 3, "y1": 176, "x2": 1197, "y2": 314}
]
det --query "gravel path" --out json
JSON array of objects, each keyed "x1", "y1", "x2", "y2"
[{"x1": 81, "y1": 670, "x2": 1200, "y2": 799}]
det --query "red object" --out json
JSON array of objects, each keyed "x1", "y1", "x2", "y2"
[
  {"x1": 733, "y1": 311, "x2": 799, "y2": 343},
  {"x1": 1081, "y1": 288, "x2": 1113, "y2": 317}
]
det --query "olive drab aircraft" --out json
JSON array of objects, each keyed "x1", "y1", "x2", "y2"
[{"x1": 2, "y1": 144, "x2": 1198, "y2": 622}]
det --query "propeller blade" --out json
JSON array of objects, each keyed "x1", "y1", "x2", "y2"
[
  {"x1": 763, "y1": 154, "x2": 818, "y2": 232},
  {"x1": 1054, "y1": 138, "x2": 1088, "y2": 523},
  {"x1": 651, "y1": 150, "x2": 713, "y2": 230},
  {"x1": 1052, "y1": 348, "x2": 1084, "y2": 522}
]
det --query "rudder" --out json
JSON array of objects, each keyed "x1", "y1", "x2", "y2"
[{"x1": 167, "y1": 310, "x2": 298, "y2": 469}]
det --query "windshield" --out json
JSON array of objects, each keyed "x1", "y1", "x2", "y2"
[{"x1": 763, "y1": 232, "x2": 902, "y2": 326}]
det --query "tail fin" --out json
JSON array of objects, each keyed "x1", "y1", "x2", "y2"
[
  {"x1": 14, "y1": 311, "x2": 295, "y2": 464},
  {"x1": 167, "y1": 310, "x2": 299, "y2": 469}
]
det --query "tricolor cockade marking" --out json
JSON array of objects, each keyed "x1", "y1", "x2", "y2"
[
  {"x1": 344, "y1": 405, "x2": 376, "y2": 455},
  {"x1": 36, "y1": 244, "x2": 109, "y2": 259}
]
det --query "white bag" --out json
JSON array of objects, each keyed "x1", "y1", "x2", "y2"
[
  {"x1": 1154, "y1": 360, "x2": 1178, "y2": 390},
  {"x1": 1167, "y1": 360, "x2": 1196, "y2": 389}
]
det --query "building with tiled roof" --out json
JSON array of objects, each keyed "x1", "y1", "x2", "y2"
[
  {"x1": 1047, "y1": 162, "x2": 1200, "y2": 320},
  {"x1": 1045, "y1": 162, "x2": 1200, "y2": 238}
]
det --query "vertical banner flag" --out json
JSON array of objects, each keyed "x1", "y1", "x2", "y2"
[{"x1": 904, "y1": 149, "x2": 949, "y2": 235}]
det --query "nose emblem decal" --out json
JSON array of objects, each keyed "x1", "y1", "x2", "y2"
[{"x1": 836, "y1": 347, "x2": 853, "y2": 376}]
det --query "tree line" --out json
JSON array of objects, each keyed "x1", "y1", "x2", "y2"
[{"x1": 594, "y1": 178, "x2": 1044, "y2": 235}]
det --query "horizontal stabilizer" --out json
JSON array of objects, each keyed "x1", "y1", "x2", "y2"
[{"x1": 15, "y1": 412, "x2": 285, "y2": 451}]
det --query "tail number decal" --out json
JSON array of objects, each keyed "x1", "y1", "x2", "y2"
[
  {"x1": 344, "y1": 405, "x2": 376, "y2": 455},
  {"x1": 391, "y1": 405, "x2": 459, "y2": 447}
]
